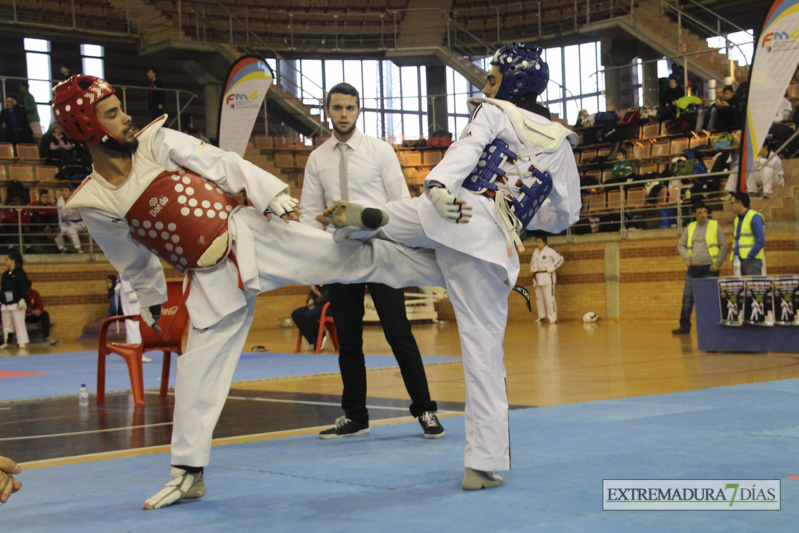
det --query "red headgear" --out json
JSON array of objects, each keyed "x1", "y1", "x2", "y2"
[{"x1": 52, "y1": 75, "x2": 121, "y2": 145}]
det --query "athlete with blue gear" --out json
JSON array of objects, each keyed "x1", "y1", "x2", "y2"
[{"x1": 319, "y1": 42, "x2": 581, "y2": 491}]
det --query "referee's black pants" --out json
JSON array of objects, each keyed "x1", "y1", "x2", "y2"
[{"x1": 328, "y1": 282, "x2": 437, "y2": 425}]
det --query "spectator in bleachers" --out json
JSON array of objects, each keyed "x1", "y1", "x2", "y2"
[
  {"x1": 40, "y1": 123, "x2": 74, "y2": 167},
  {"x1": 672, "y1": 94, "x2": 704, "y2": 133},
  {"x1": 706, "y1": 85, "x2": 739, "y2": 133},
  {"x1": 30, "y1": 189, "x2": 59, "y2": 239},
  {"x1": 747, "y1": 144, "x2": 785, "y2": 199},
  {"x1": 1, "y1": 249, "x2": 30, "y2": 350},
  {"x1": 769, "y1": 97, "x2": 796, "y2": 153},
  {"x1": 0, "y1": 96, "x2": 34, "y2": 145},
  {"x1": 147, "y1": 68, "x2": 165, "y2": 120},
  {"x1": 42, "y1": 131, "x2": 92, "y2": 182},
  {"x1": 574, "y1": 109, "x2": 589, "y2": 129},
  {"x1": 606, "y1": 149, "x2": 634, "y2": 186},
  {"x1": 702, "y1": 85, "x2": 726, "y2": 131},
  {"x1": 54, "y1": 184, "x2": 84, "y2": 253},
  {"x1": 17, "y1": 83, "x2": 40, "y2": 135},
  {"x1": 25, "y1": 286, "x2": 57, "y2": 345},
  {"x1": 657, "y1": 75, "x2": 684, "y2": 122},
  {"x1": 0, "y1": 195, "x2": 33, "y2": 248}
]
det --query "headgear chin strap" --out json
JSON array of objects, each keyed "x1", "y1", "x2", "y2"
[
  {"x1": 491, "y1": 43, "x2": 549, "y2": 102},
  {"x1": 52, "y1": 75, "x2": 128, "y2": 150}
]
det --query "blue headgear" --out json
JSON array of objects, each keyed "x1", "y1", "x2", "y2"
[{"x1": 491, "y1": 43, "x2": 549, "y2": 101}]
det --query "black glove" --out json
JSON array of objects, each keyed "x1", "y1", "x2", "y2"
[{"x1": 141, "y1": 304, "x2": 162, "y2": 333}]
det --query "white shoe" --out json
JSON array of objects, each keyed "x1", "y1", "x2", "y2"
[
  {"x1": 462, "y1": 467, "x2": 504, "y2": 490},
  {"x1": 534, "y1": 318, "x2": 546, "y2": 325},
  {"x1": 142, "y1": 355, "x2": 153, "y2": 363},
  {"x1": 142, "y1": 467, "x2": 206, "y2": 510},
  {"x1": 320, "y1": 332, "x2": 328, "y2": 350}
]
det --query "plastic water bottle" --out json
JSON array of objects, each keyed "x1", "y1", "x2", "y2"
[
  {"x1": 79, "y1": 384, "x2": 89, "y2": 406},
  {"x1": 733, "y1": 256, "x2": 741, "y2": 278}
]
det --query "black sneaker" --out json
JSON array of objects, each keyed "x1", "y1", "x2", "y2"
[
  {"x1": 671, "y1": 328, "x2": 690, "y2": 335},
  {"x1": 318, "y1": 416, "x2": 370, "y2": 439},
  {"x1": 419, "y1": 411, "x2": 445, "y2": 439}
]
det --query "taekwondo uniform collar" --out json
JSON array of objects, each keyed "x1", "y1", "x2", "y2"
[{"x1": 81, "y1": 115, "x2": 168, "y2": 192}]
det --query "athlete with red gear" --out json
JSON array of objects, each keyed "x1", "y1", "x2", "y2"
[{"x1": 52, "y1": 75, "x2": 444, "y2": 510}]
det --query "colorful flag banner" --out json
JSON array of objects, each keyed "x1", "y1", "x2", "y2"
[
  {"x1": 739, "y1": 0, "x2": 799, "y2": 189},
  {"x1": 218, "y1": 55, "x2": 273, "y2": 157}
]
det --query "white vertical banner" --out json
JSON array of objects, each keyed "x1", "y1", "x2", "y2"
[
  {"x1": 740, "y1": 0, "x2": 799, "y2": 188},
  {"x1": 218, "y1": 55, "x2": 273, "y2": 157}
]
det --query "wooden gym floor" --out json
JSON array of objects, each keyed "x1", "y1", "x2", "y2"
[{"x1": 4, "y1": 319, "x2": 799, "y2": 467}]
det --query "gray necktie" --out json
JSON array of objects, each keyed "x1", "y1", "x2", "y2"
[{"x1": 337, "y1": 142, "x2": 349, "y2": 201}]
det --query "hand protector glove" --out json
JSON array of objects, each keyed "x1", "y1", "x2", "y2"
[
  {"x1": 141, "y1": 304, "x2": 162, "y2": 333},
  {"x1": 17, "y1": 299, "x2": 27, "y2": 310},
  {"x1": 428, "y1": 183, "x2": 464, "y2": 223},
  {"x1": 266, "y1": 193, "x2": 299, "y2": 217},
  {"x1": 127, "y1": 291, "x2": 139, "y2": 304},
  {"x1": 547, "y1": 267, "x2": 555, "y2": 273}
]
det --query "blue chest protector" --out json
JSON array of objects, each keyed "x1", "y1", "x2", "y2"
[{"x1": 462, "y1": 138, "x2": 553, "y2": 231}]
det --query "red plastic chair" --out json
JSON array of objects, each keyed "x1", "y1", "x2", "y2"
[
  {"x1": 294, "y1": 301, "x2": 339, "y2": 354},
  {"x1": 97, "y1": 280, "x2": 190, "y2": 405}
]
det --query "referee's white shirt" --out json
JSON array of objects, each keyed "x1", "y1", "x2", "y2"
[{"x1": 300, "y1": 129, "x2": 410, "y2": 229}]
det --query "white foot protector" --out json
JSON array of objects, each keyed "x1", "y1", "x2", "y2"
[
  {"x1": 142, "y1": 467, "x2": 206, "y2": 510},
  {"x1": 316, "y1": 201, "x2": 389, "y2": 230},
  {"x1": 462, "y1": 467, "x2": 504, "y2": 490}
]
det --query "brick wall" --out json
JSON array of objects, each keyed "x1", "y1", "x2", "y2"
[{"x1": 25, "y1": 261, "x2": 309, "y2": 342}]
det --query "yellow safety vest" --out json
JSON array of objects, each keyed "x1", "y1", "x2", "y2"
[
  {"x1": 731, "y1": 209, "x2": 765, "y2": 260},
  {"x1": 686, "y1": 219, "x2": 720, "y2": 262}
]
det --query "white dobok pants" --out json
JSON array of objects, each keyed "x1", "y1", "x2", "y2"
[
  {"x1": 361, "y1": 199, "x2": 512, "y2": 472},
  {"x1": 1, "y1": 304, "x2": 28, "y2": 347},
  {"x1": 534, "y1": 274, "x2": 557, "y2": 322},
  {"x1": 170, "y1": 212, "x2": 444, "y2": 467}
]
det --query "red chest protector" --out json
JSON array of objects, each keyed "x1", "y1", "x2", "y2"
[{"x1": 125, "y1": 169, "x2": 239, "y2": 272}]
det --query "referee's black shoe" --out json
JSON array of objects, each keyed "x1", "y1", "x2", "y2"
[{"x1": 419, "y1": 411, "x2": 445, "y2": 439}]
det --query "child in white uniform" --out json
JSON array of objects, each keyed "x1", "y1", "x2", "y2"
[{"x1": 529, "y1": 235, "x2": 564, "y2": 324}]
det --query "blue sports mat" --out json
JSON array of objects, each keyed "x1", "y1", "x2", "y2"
[
  {"x1": 0, "y1": 351, "x2": 461, "y2": 402},
  {"x1": 5, "y1": 379, "x2": 799, "y2": 532}
]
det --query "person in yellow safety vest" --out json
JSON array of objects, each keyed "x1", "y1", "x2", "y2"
[
  {"x1": 673, "y1": 201, "x2": 728, "y2": 334},
  {"x1": 730, "y1": 191, "x2": 765, "y2": 276}
]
